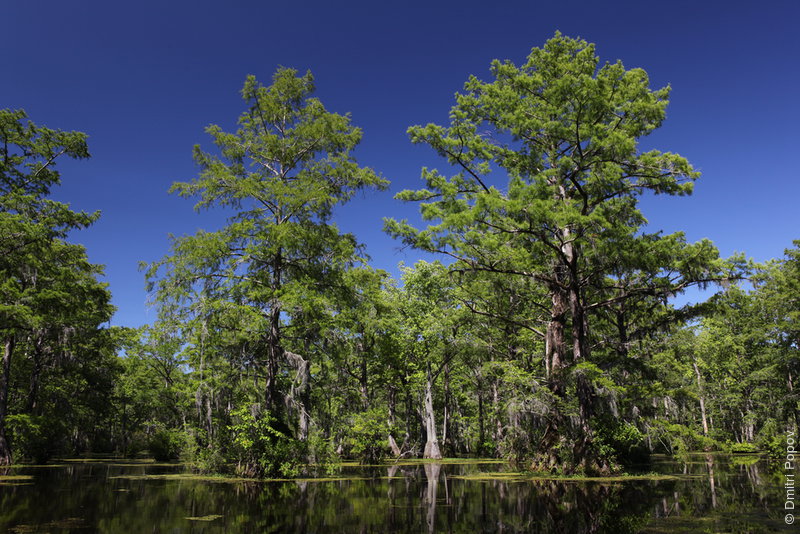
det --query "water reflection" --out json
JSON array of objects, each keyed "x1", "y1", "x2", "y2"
[{"x1": 0, "y1": 455, "x2": 791, "y2": 533}]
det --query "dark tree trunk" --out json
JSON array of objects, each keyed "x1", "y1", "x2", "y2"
[
  {"x1": 266, "y1": 247, "x2": 283, "y2": 413},
  {"x1": 27, "y1": 354, "x2": 42, "y2": 415},
  {"x1": 0, "y1": 336, "x2": 15, "y2": 465},
  {"x1": 266, "y1": 305, "x2": 281, "y2": 412}
]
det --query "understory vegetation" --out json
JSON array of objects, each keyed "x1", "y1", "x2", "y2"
[{"x1": 1, "y1": 34, "x2": 797, "y2": 476}]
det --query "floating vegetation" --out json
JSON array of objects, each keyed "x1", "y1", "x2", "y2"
[
  {"x1": 9, "y1": 517, "x2": 85, "y2": 533},
  {"x1": 0, "y1": 475, "x2": 33, "y2": 482},
  {"x1": 110, "y1": 473, "x2": 253, "y2": 483},
  {"x1": 185, "y1": 514, "x2": 223, "y2": 522},
  {"x1": 383, "y1": 458, "x2": 506, "y2": 468},
  {"x1": 449, "y1": 472, "x2": 696, "y2": 483},
  {"x1": 5, "y1": 464, "x2": 67, "y2": 469},
  {"x1": 60, "y1": 458, "x2": 184, "y2": 468},
  {"x1": 110, "y1": 472, "x2": 381, "y2": 484}
]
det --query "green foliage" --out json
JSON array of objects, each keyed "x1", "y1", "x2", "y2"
[
  {"x1": 144, "y1": 67, "x2": 388, "y2": 461},
  {"x1": 228, "y1": 406, "x2": 303, "y2": 478},
  {"x1": 727, "y1": 442, "x2": 758, "y2": 454},
  {"x1": 6, "y1": 414, "x2": 62, "y2": 463},
  {"x1": 384, "y1": 32, "x2": 738, "y2": 472},
  {"x1": 593, "y1": 417, "x2": 648, "y2": 467},
  {"x1": 147, "y1": 427, "x2": 188, "y2": 462},
  {"x1": 2, "y1": 39, "x2": 793, "y2": 482},
  {"x1": 648, "y1": 422, "x2": 719, "y2": 459},
  {"x1": 0, "y1": 109, "x2": 117, "y2": 465},
  {"x1": 180, "y1": 430, "x2": 227, "y2": 473},
  {"x1": 347, "y1": 408, "x2": 389, "y2": 463},
  {"x1": 756, "y1": 419, "x2": 786, "y2": 460}
]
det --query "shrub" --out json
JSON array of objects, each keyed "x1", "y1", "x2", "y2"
[
  {"x1": 228, "y1": 405, "x2": 303, "y2": 478},
  {"x1": 6, "y1": 414, "x2": 62, "y2": 463},
  {"x1": 728, "y1": 441, "x2": 758, "y2": 454},
  {"x1": 594, "y1": 417, "x2": 648, "y2": 468},
  {"x1": 147, "y1": 427, "x2": 186, "y2": 461},
  {"x1": 347, "y1": 409, "x2": 388, "y2": 464}
]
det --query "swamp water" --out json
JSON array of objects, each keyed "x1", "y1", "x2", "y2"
[{"x1": 0, "y1": 454, "x2": 791, "y2": 533}]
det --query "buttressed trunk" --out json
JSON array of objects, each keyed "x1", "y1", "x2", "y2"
[
  {"x1": 286, "y1": 350, "x2": 311, "y2": 441},
  {"x1": 388, "y1": 388, "x2": 402, "y2": 456},
  {"x1": 541, "y1": 278, "x2": 604, "y2": 473},
  {"x1": 423, "y1": 363, "x2": 442, "y2": 459}
]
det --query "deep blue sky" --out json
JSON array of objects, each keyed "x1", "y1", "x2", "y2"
[{"x1": 3, "y1": 1, "x2": 798, "y2": 328}]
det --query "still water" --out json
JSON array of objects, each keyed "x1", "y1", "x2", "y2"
[{"x1": 0, "y1": 455, "x2": 791, "y2": 533}]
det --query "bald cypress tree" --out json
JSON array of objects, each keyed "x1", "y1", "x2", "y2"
[
  {"x1": 146, "y1": 68, "x2": 387, "y2": 470},
  {"x1": 386, "y1": 34, "x2": 736, "y2": 473}
]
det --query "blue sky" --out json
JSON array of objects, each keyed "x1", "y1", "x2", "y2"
[{"x1": 2, "y1": 1, "x2": 798, "y2": 328}]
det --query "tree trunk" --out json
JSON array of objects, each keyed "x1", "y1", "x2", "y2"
[
  {"x1": 266, "y1": 247, "x2": 283, "y2": 412},
  {"x1": 545, "y1": 287, "x2": 568, "y2": 386},
  {"x1": 569, "y1": 281, "x2": 598, "y2": 469},
  {"x1": 266, "y1": 305, "x2": 281, "y2": 412},
  {"x1": 423, "y1": 462, "x2": 441, "y2": 534},
  {"x1": 692, "y1": 359, "x2": 709, "y2": 437},
  {"x1": 539, "y1": 287, "x2": 569, "y2": 467},
  {"x1": 491, "y1": 379, "x2": 502, "y2": 448},
  {"x1": 27, "y1": 351, "x2": 42, "y2": 415},
  {"x1": 388, "y1": 388, "x2": 402, "y2": 456},
  {"x1": 788, "y1": 370, "x2": 799, "y2": 431},
  {"x1": 442, "y1": 363, "x2": 449, "y2": 454},
  {"x1": 359, "y1": 352, "x2": 369, "y2": 411},
  {"x1": 478, "y1": 381, "x2": 485, "y2": 456},
  {"x1": 287, "y1": 350, "x2": 311, "y2": 441},
  {"x1": 422, "y1": 363, "x2": 442, "y2": 459},
  {"x1": 0, "y1": 336, "x2": 15, "y2": 465}
]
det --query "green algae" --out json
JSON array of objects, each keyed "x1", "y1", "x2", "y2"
[
  {"x1": 449, "y1": 471, "x2": 698, "y2": 483},
  {"x1": 0, "y1": 475, "x2": 34, "y2": 487},
  {"x1": 185, "y1": 514, "x2": 223, "y2": 521},
  {"x1": 110, "y1": 473, "x2": 254, "y2": 483},
  {"x1": 9, "y1": 517, "x2": 85, "y2": 533}
]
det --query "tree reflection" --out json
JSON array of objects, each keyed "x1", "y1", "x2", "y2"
[{"x1": 0, "y1": 457, "x2": 788, "y2": 533}]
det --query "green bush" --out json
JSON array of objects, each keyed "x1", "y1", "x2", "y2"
[
  {"x1": 594, "y1": 417, "x2": 648, "y2": 467},
  {"x1": 647, "y1": 421, "x2": 720, "y2": 459},
  {"x1": 756, "y1": 419, "x2": 786, "y2": 460},
  {"x1": 228, "y1": 405, "x2": 303, "y2": 478},
  {"x1": 728, "y1": 441, "x2": 758, "y2": 453},
  {"x1": 306, "y1": 432, "x2": 339, "y2": 475},
  {"x1": 347, "y1": 409, "x2": 388, "y2": 464},
  {"x1": 6, "y1": 414, "x2": 62, "y2": 463},
  {"x1": 147, "y1": 427, "x2": 186, "y2": 461},
  {"x1": 178, "y1": 430, "x2": 227, "y2": 473}
]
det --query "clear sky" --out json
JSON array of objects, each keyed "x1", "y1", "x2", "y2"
[{"x1": 2, "y1": 0, "x2": 798, "y2": 328}]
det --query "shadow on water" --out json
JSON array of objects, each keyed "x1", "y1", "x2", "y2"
[{"x1": 0, "y1": 454, "x2": 792, "y2": 533}]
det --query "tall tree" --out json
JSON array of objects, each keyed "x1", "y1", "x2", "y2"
[
  {"x1": 385, "y1": 34, "x2": 736, "y2": 472},
  {"x1": 0, "y1": 109, "x2": 107, "y2": 464},
  {"x1": 394, "y1": 261, "x2": 460, "y2": 459},
  {"x1": 146, "y1": 68, "x2": 387, "y2": 460},
  {"x1": 754, "y1": 242, "x2": 800, "y2": 430}
]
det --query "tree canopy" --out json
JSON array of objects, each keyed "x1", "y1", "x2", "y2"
[{"x1": 0, "y1": 38, "x2": 794, "y2": 477}]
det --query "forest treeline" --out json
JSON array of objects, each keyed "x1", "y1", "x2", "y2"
[{"x1": 1, "y1": 34, "x2": 797, "y2": 475}]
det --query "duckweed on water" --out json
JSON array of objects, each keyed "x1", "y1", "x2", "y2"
[
  {"x1": 0, "y1": 475, "x2": 33, "y2": 482},
  {"x1": 185, "y1": 515, "x2": 224, "y2": 522},
  {"x1": 9, "y1": 518, "x2": 86, "y2": 533},
  {"x1": 109, "y1": 473, "x2": 377, "y2": 483},
  {"x1": 449, "y1": 472, "x2": 698, "y2": 483}
]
